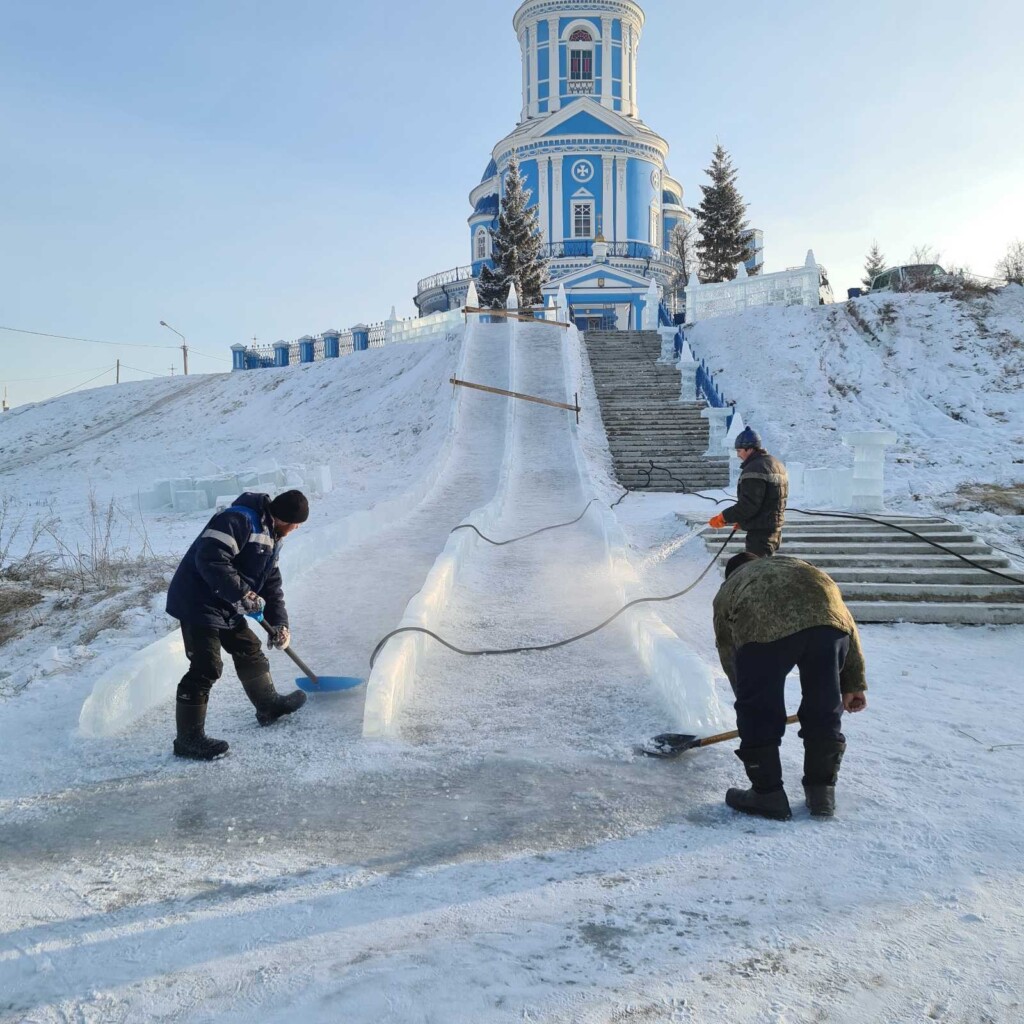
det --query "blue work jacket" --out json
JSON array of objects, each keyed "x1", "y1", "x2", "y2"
[{"x1": 166, "y1": 491, "x2": 289, "y2": 629}]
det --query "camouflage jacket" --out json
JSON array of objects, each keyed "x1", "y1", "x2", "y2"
[
  {"x1": 712, "y1": 556, "x2": 867, "y2": 693},
  {"x1": 722, "y1": 450, "x2": 788, "y2": 532}
]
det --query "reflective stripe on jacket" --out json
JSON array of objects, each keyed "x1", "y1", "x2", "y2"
[{"x1": 166, "y1": 491, "x2": 288, "y2": 629}]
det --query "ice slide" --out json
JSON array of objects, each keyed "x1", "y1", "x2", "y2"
[
  {"x1": 363, "y1": 318, "x2": 724, "y2": 747},
  {"x1": 80, "y1": 318, "x2": 516, "y2": 736},
  {"x1": 80, "y1": 317, "x2": 722, "y2": 746}
]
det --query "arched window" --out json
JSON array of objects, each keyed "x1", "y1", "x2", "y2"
[
  {"x1": 475, "y1": 228, "x2": 488, "y2": 260},
  {"x1": 567, "y1": 27, "x2": 595, "y2": 92}
]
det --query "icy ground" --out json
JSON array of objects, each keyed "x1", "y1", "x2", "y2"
[{"x1": 2, "y1": 317, "x2": 1023, "y2": 1023}]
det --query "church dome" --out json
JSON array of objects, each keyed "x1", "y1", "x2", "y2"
[{"x1": 480, "y1": 158, "x2": 498, "y2": 183}]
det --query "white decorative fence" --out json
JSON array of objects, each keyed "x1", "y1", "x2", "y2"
[{"x1": 686, "y1": 250, "x2": 831, "y2": 323}]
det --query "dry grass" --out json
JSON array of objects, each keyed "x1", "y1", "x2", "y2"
[
  {"x1": 0, "y1": 583, "x2": 43, "y2": 647},
  {"x1": 954, "y1": 483, "x2": 1024, "y2": 516}
]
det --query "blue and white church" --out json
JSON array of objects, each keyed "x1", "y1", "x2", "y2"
[{"x1": 415, "y1": 0, "x2": 691, "y2": 330}]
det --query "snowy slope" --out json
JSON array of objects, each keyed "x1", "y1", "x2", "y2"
[
  {"x1": 1, "y1": 315, "x2": 1023, "y2": 1023},
  {"x1": 688, "y1": 286, "x2": 1024, "y2": 507},
  {"x1": 0, "y1": 334, "x2": 461, "y2": 556}
]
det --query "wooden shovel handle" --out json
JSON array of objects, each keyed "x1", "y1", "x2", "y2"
[
  {"x1": 255, "y1": 618, "x2": 320, "y2": 684},
  {"x1": 696, "y1": 713, "x2": 800, "y2": 748}
]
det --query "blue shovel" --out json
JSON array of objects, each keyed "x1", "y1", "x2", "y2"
[{"x1": 254, "y1": 618, "x2": 364, "y2": 693}]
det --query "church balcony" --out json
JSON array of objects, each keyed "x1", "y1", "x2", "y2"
[
  {"x1": 416, "y1": 264, "x2": 474, "y2": 294},
  {"x1": 542, "y1": 240, "x2": 682, "y2": 272},
  {"x1": 567, "y1": 80, "x2": 594, "y2": 95}
]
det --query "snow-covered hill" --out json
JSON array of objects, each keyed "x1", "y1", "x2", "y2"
[
  {"x1": 689, "y1": 285, "x2": 1024, "y2": 509},
  {"x1": 1, "y1": 314, "x2": 1023, "y2": 1023},
  {"x1": 0, "y1": 334, "x2": 460, "y2": 556}
]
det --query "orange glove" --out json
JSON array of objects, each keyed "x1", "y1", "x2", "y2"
[{"x1": 708, "y1": 513, "x2": 727, "y2": 529}]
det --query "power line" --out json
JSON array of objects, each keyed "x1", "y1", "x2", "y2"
[
  {"x1": 0, "y1": 367, "x2": 108, "y2": 383},
  {"x1": 0, "y1": 324, "x2": 177, "y2": 350},
  {"x1": 48, "y1": 367, "x2": 116, "y2": 400},
  {"x1": 0, "y1": 323, "x2": 230, "y2": 362},
  {"x1": 118, "y1": 362, "x2": 165, "y2": 377}
]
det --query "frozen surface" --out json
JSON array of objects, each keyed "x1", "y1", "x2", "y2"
[{"x1": 2, "y1": 307, "x2": 1023, "y2": 1022}]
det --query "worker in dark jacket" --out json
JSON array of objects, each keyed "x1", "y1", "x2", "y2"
[
  {"x1": 708, "y1": 427, "x2": 788, "y2": 555},
  {"x1": 166, "y1": 489, "x2": 310, "y2": 760},
  {"x1": 712, "y1": 553, "x2": 868, "y2": 820}
]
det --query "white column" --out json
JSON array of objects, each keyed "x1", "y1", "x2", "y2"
[
  {"x1": 537, "y1": 156, "x2": 550, "y2": 243},
  {"x1": 529, "y1": 27, "x2": 539, "y2": 118},
  {"x1": 615, "y1": 155, "x2": 627, "y2": 241},
  {"x1": 701, "y1": 407, "x2": 731, "y2": 457},
  {"x1": 601, "y1": 17, "x2": 612, "y2": 109},
  {"x1": 548, "y1": 19, "x2": 560, "y2": 111},
  {"x1": 628, "y1": 26, "x2": 638, "y2": 115},
  {"x1": 622, "y1": 27, "x2": 632, "y2": 116},
  {"x1": 843, "y1": 431, "x2": 898, "y2": 512},
  {"x1": 602, "y1": 154, "x2": 613, "y2": 238},
  {"x1": 520, "y1": 32, "x2": 528, "y2": 122},
  {"x1": 552, "y1": 155, "x2": 564, "y2": 243}
]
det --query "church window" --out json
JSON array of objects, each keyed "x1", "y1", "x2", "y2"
[
  {"x1": 572, "y1": 201, "x2": 594, "y2": 239},
  {"x1": 570, "y1": 48, "x2": 593, "y2": 81},
  {"x1": 649, "y1": 206, "x2": 660, "y2": 248},
  {"x1": 475, "y1": 228, "x2": 488, "y2": 260},
  {"x1": 569, "y1": 28, "x2": 593, "y2": 42}
]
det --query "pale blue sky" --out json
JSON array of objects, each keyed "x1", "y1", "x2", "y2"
[{"x1": 2, "y1": 0, "x2": 1021, "y2": 406}]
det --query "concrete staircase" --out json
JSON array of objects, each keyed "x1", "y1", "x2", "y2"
[
  {"x1": 693, "y1": 513, "x2": 1024, "y2": 624},
  {"x1": 585, "y1": 330, "x2": 729, "y2": 492}
]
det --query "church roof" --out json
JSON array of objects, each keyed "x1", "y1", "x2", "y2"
[{"x1": 480, "y1": 158, "x2": 498, "y2": 183}]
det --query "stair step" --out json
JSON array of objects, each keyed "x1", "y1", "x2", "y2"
[
  {"x1": 845, "y1": 602, "x2": 1024, "y2": 625},
  {"x1": 837, "y1": 583, "x2": 1024, "y2": 603}
]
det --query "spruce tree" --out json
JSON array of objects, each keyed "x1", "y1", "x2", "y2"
[
  {"x1": 476, "y1": 155, "x2": 549, "y2": 308},
  {"x1": 862, "y1": 241, "x2": 886, "y2": 288},
  {"x1": 694, "y1": 144, "x2": 753, "y2": 283}
]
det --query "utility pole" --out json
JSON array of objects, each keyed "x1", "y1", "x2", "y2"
[
  {"x1": 169, "y1": 364, "x2": 176, "y2": 376},
  {"x1": 116, "y1": 359, "x2": 120, "y2": 384},
  {"x1": 159, "y1": 320, "x2": 189, "y2": 375},
  {"x1": 2, "y1": 386, "x2": 9, "y2": 413}
]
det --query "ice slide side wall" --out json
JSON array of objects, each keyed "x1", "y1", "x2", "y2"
[
  {"x1": 79, "y1": 325, "x2": 472, "y2": 739},
  {"x1": 561, "y1": 325, "x2": 726, "y2": 734},
  {"x1": 361, "y1": 319, "x2": 520, "y2": 737}
]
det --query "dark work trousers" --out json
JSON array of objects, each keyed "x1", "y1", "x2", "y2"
[
  {"x1": 732, "y1": 625, "x2": 848, "y2": 749},
  {"x1": 177, "y1": 621, "x2": 270, "y2": 703},
  {"x1": 745, "y1": 528, "x2": 782, "y2": 556}
]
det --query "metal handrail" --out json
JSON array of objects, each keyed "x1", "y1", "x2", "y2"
[{"x1": 416, "y1": 265, "x2": 474, "y2": 293}]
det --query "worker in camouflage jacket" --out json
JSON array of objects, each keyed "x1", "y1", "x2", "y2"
[
  {"x1": 165, "y1": 489, "x2": 311, "y2": 761},
  {"x1": 708, "y1": 427, "x2": 788, "y2": 555},
  {"x1": 712, "y1": 553, "x2": 868, "y2": 821}
]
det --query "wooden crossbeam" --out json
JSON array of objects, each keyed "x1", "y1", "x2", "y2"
[
  {"x1": 461, "y1": 306, "x2": 571, "y2": 328},
  {"x1": 450, "y1": 377, "x2": 580, "y2": 423}
]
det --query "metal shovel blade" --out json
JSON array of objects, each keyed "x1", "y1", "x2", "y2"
[
  {"x1": 295, "y1": 675, "x2": 364, "y2": 693},
  {"x1": 637, "y1": 732, "x2": 701, "y2": 759}
]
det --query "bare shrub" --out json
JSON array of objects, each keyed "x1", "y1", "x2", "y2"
[{"x1": 996, "y1": 240, "x2": 1024, "y2": 286}]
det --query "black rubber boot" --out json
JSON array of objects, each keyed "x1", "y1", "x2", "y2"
[
  {"x1": 173, "y1": 698, "x2": 229, "y2": 760},
  {"x1": 239, "y1": 672, "x2": 307, "y2": 727},
  {"x1": 725, "y1": 745, "x2": 792, "y2": 821},
  {"x1": 802, "y1": 739, "x2": 846, "y2": 818}
]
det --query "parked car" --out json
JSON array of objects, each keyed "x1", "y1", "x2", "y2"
[{"x1": 869, "y1": 264, "x2": 953, "y2": 292}]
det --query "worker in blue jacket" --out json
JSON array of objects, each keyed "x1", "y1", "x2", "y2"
[{"x1": 166, "y1": 489, "x2": 310, "y2": 760}]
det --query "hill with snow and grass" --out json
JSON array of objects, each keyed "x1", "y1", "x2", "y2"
[{"x1": 1, "y1": 301, "x2": 1023, "y2": 1023}]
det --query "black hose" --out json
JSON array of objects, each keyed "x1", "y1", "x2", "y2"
[
  {"x1": 368, "y1": 529, "x2": 737, "y2": 669},
  {"x1": 451, "y1": 499, "x2": 598, "y2": 546}
]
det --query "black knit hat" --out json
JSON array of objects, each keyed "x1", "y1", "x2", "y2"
[
  {"x1": 724, "y1": 552, "x2": 761, "y2": 579},
  {"x1": 269, "y1": 489, "x2": 309, "y2": 524}
]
